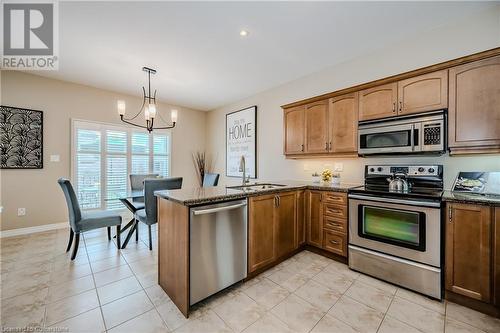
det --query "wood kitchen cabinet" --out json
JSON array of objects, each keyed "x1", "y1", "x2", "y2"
[
  {"x1": 446, "y1": 203, "x2": 492, "y2": 302},
  {"x1": 329, "y1": 93, "x2": 358, "y2": 153},
  {"x1": 283, "y1": 105, "x2": 305, "y2": 154},
  {"x1": 297, "y1": 190, "x2": 306, "y2": 247},
  {"x1": 248, "y1": 194, "x2": 277, "y2": 273},
  {"x1": 305, "y1": 100, "x2": 329, "y2": 153},
  {"x1": 495, "y1": 207, "x2": 500, "y2": 306},
  {"x1": 248, "y1": 191, "x2": 298, "y2": 274},
  {"x1": 397, "y1": 70, "x2": 448, "y2": 115},
  {"x1": 448, "y1": 56, "x2": 500, "y2": 154},
  {"x1": 359, "y1": 82, "x2": 398, "y2": 121},
  {"x1": 306, "y1": 190, "x2": 323, "y2": 247}
]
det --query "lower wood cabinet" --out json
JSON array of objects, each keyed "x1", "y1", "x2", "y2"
[
  {"x1": 445, "y1": 203, "x2": 492, "y2": 302},
  {"x1": 306, "y1": 190, "x2": 348, "y2": 257},
  {"x1": 297, "y1": 190, "x2": 306, "y2": 247},
  {"x1": 306, "y1": 190, "x2": 323, "y2": 247},
  {"x1": 248, "y1": 191, "x2": 298, "y2": 274}
]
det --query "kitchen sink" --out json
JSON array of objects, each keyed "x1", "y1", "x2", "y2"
[{"x1": 227, "y1": 183, "x2": 287, "y2": 191}]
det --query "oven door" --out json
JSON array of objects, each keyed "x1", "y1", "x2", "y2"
[
  {"x1": 349, "y1": 194, "x2": 441, "y2": 267},
  {"x1": 358, "y1": 123, "x2": 418, "y2": 155}
]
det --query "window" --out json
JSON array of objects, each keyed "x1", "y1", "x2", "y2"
[{"x1": 72, "y1": 120, "x2": 171, "y2": 210}]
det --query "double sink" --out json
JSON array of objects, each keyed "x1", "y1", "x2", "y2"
[{"x1": 227, "y1": 183, "x2": 286, "y2": 192}]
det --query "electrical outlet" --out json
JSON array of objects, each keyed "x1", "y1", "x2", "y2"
[
  {"x1": 334, "y1": 162, "x2": 344, "y2": 172},
  {"x1": 18, "y1": 208, "x2": 26, "y2": 216}
]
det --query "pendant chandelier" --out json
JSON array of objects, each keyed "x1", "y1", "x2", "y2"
[{"x1": 117, "y1": 67, "x2": 177, "y2": 133}]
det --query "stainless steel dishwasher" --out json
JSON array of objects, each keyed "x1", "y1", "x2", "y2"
[{"x1": 189, "y1": 199, "x2": 247, "y2": 305}]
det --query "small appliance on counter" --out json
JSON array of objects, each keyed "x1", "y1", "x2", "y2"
[
  {"x1": 358, "y1": 110, "x2": 446, "y2": 156},
  {"x1": 348, "y1": 164, "x2": 444, "y2": 299},
  {"x1": 452, "y1": 171, "x2": 500, "y2": 196}
]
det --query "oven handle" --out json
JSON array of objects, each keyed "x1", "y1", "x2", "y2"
[{"x1": 348, "y1": 194, "x2": 441, "y2": 208}]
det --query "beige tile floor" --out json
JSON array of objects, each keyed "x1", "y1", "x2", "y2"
[{"x1": 2, "y1": 226, "x2": 500, "y2": 333}]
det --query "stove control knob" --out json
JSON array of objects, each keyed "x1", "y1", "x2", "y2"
[
  {"x1": 377, "y1": 167, "x2": 383, "y2": 172},
  {"x1": 428, "y1": 168, "x2": 435, "y2": 173},
  {"x1": 369, "y1": 168, "x2": 375, "y2": 172},
  {"x1": 418, "y1": 167, "x2": 425, "y2": 173}
]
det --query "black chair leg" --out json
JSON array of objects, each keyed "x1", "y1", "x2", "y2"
[
  {"x1": 71, "y1": 234, "x2": 80, "y2": 260},
  {"x1": 121, "y1": 222, "x2": 137, "y2": 249},
  {"x1": 66, "y1": 229, "x2": 74, "y2": 252},
  {"x1": 135, "y1": 221, "x2": 139, "y2": 242},
  {"x1": 116, "y1": 225, "x2": 121, "y2": 249},
  {"x1": 148, "y1": 225, "x2": 152, "y2": 251},
  {"x1": 107, "y1": 227, "x2": 111, "y2": 240}
]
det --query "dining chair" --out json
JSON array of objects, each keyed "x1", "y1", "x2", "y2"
[
  {"x1": 122, "y1": 177, "x2": 183, "y2": 250},
  {"x1": 202, "y1": 173, "x2": 220, "y2": 187},
  {"x1": 129, "y1": 173, "x2": 159, "y2": 206},
  {"x1": 58, "y1": 178, "x2": 122, "y2": 260}
]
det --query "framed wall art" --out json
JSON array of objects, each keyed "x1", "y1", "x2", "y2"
[
  {"x1": 226, "y1": 105, "x2": 256, "y2": 178},
  {"x1": 0, "y1": 105, "x2": 43, "y2": 169}
]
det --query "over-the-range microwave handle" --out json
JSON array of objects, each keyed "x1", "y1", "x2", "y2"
[
  {"x1": 348, "y1": 194, "x2": 441, "y2": 208},
  {"x1": 192, "y1": 202, "x2": 247, "y2": 215}
]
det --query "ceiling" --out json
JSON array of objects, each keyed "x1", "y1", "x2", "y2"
[{"x1": 34, "y1": 1, "x2": 495, "y2": 111}]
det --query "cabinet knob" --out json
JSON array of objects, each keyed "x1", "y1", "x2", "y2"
[
  {"x1": 330, "y1": 240, "x2": 339, "y2": 245},
  {"x1": 392, "y1": 102, "x2": 396, "y2": 113},
  {"x1": 399, "y1": 101, "x2": 403, "y2": 112}
]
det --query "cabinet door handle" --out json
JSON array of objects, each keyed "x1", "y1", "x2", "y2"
[
  {"x1": 329, "y1": 240, "x2": 339, "y2": 245},
  {"x1": 329, "y1": 141, "x2": 332, "y2": 150},
  {"x1": 448, "y1": 206, "x2": 452, "y2": 223},
  {"x1": 325, "y1": 142, "x2": 328, "y2": 151},
  {"x1": 274, "y1": 196, "x2": 278, "y2": 208},
  {"x1": 392, "y1": 102, "x2": 396, "y2": 113},
  {"x1": 278, "y1": 196, "x2": 280, "y2": 207},
  {"x1": 301, "y1": 144, "x2": 304, "y2": 152},
  {"x1": 399, "y1": 101, "x2": 403, "y2": 112}
]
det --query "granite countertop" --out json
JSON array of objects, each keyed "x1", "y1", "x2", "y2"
[
  {"x1": 155, "y1": 180, "x2": 363, "y2": 206},
  {"x1": 442, "y1": 190, "x2": 500, "y2": 206}
]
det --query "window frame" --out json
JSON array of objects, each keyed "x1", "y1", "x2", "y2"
[{"x1": 71, "y1": 119, "x2": 172, "y2": 211}]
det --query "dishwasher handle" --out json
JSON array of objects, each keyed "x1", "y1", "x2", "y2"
[{"x1": 192, "y1": 202, "x2": 247, "y2": 216}]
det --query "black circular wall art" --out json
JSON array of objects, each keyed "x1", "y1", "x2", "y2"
[{"x1": 0, "y1": 105, "x2": 43, "y2": 169}]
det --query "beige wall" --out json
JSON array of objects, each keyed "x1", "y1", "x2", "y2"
[
  {"x1": 206, "y1": 6, "x2": 500, "y2": 188},
  {"x1": 0, "y1": 71, "x2": 206, "y2": 231}
]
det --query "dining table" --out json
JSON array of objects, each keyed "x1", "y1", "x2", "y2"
[{"x1": 105, "y1": 190, "x2": 144, "y2": 249}]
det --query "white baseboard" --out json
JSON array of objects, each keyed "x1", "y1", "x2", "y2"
[{"x1": 0, "y1": 222, "x2": 68, "y2": 238}]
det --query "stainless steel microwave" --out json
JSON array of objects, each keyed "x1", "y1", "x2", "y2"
[{"x1": 358, "y1": 111, "x2": 446, "y2": 156}]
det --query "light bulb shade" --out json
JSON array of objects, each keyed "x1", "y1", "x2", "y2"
[
  {"x1": 171, "y1": 109, "x2": 178, "y2": 122},
  {"x1": 149, "y1": 103, "x2": 157, "y2": 118},
  {"x1": 117, "y1": 100, "x2": 126, "y2": 115},
  {"x1": 144, "y1": 106, "x2": 150, "y2": 120}
]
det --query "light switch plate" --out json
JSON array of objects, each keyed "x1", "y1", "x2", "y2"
[{"x1": 50, "y1": 155, "x2": 60, "y2": 162}]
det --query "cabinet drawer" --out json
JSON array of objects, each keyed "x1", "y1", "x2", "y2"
[
  {"x1": 323, "y1": 204, "x2": 347, "y2": 219},
  {"x1": 323, "y1": 230, "x2": 347, "y2": 257},
  {"x1": 323, "y1": 192, "x2": 347, "y2": 205},
  {"x1": 322, "y1": 192, "x2": 347, "y2": 205},
  {"x1": 323, "y1": 217, "x2": 347, "y2": 234}
]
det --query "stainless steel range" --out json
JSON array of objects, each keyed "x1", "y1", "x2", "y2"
[{"x1": 348, "y1": 164, "x2": 444, "y2": 299}]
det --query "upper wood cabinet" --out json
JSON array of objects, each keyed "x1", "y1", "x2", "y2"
[
  {"x1": 306, "y1": 190, "x2": 323, "y2": 247},
  {"x1": 329, "y1": 93, "x2": 358, "y2": 153},
  {"x1": 448, "y1": 56, "x2": 500, "y2": 154},
  {"x1": 359, "y1": 82, "x2": 398, "y2": 121},
  {"x1": 248, "y1": 194, "x2": 277, "y2": 273},
  {"x1": 305, "y1": 100, "x2": 329, "y2": 153},
  {"x1": 283, "y1": 106, "x2": 305, "y2": 154},
  {"x1": 446, "y1": 203, "x2": 492, "y2": 302},
  {"x1": 397, "y1": 70, "x2": 448, "y2": 115}
]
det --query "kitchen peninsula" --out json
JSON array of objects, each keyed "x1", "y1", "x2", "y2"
[{"x1": 155, "y1": 181, "x2": 359, "y2": 317}]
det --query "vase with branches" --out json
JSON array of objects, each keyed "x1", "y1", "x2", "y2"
[{"x1": 192, "y1": 151, "x2": 215, "y2": 186}]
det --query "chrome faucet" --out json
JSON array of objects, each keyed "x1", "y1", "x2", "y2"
[{"x1": 239, "y1": 155, "x2": 250, "y2": 185}]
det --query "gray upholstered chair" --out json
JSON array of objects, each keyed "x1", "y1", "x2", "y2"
[
  {"x1": 129, "y1": 173, "x2": 159, "y2": 207},
  {"x1": 58, "y1": 178, "x2": 122, "y2": 260},
  {"x1": 202, "y1": 173, "x2": 220, "y2": 187},
  {"x1": 123, "y1": 177, "x2": 182, "y2": 250}
]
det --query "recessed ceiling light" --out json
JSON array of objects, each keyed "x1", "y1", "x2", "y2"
[{"x1": 240, "y1": 30, "x2": 248, "y2": 37}]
